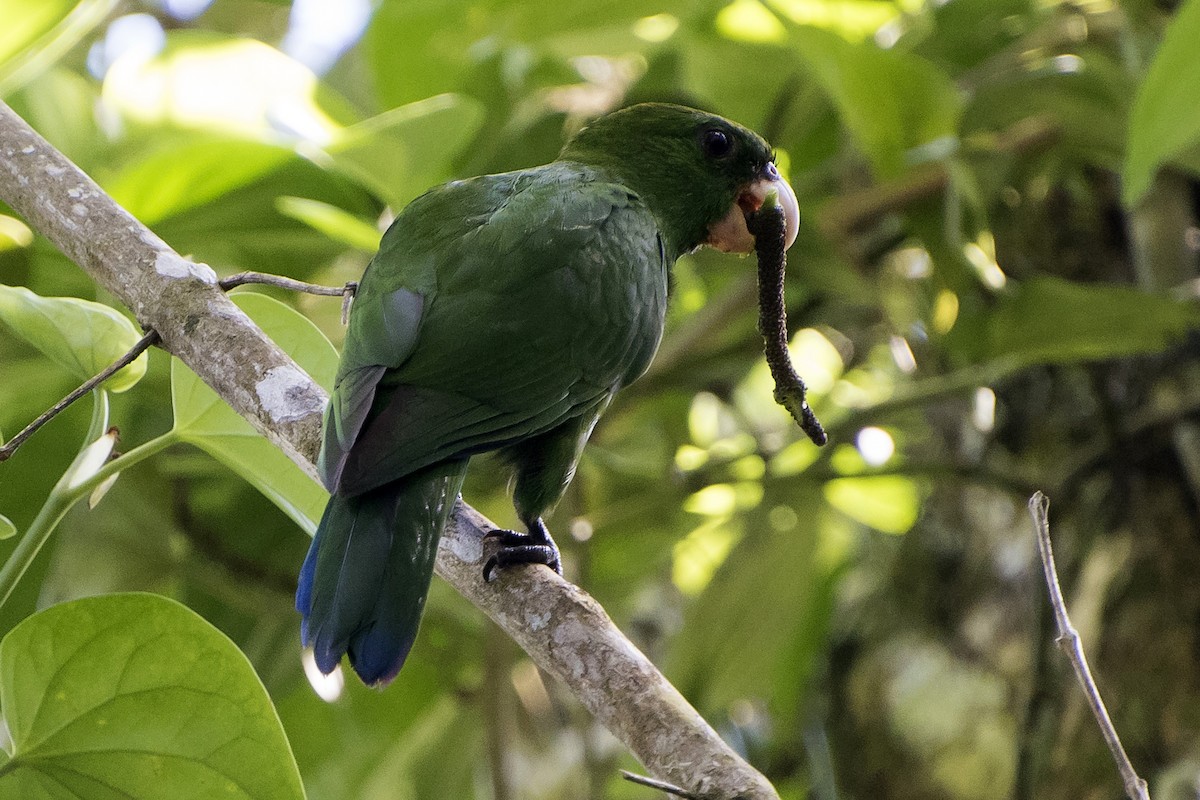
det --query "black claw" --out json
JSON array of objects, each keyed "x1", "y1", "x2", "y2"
[{"x1": 482, "y1": 519, "x2": 562, "y2": 581}]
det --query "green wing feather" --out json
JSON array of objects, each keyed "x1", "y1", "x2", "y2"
[{"x1": 326, "y1": 162, "x2": 669, "y2": 498}]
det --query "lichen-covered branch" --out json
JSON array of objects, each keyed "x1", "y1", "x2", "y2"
[{"x1": 0, "y1": 99, "x2": 778, "y2": 800}]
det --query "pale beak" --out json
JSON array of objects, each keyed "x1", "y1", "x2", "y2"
[{"x1": 706, "y1": 167, "x2": 800, "y2": 254}]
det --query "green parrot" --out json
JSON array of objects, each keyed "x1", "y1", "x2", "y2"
[{"x1": 297, "y1": 103, "x2": 799, "y2": 686}]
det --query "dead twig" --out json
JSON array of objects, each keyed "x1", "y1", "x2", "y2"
[{"x1": 1028, "y1": 492, "x2": 1151, "y2": 800}]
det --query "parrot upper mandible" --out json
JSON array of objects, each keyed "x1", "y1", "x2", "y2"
[{"x1": 297, "y1": 102, "x2": 800, "y2": 687}]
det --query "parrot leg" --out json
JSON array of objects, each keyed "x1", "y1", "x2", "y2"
[{"x1": 482, "y1": 517, "x2": 562, "y2": 581}]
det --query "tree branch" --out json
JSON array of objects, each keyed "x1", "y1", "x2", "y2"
[
  {"x1": 1028, "y1": 493, "x2": 1150, "y2": 800},
  {"x1": 0, "y1": 99, "x2": 778, "y2": 800}
]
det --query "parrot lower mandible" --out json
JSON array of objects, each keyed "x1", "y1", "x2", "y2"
[{"x1": 296, "y1": 103, "x2": 800, "y2": 687}]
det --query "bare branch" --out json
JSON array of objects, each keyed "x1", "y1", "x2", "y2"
[
  {"x1": 1028, "y1": 492, "x2": 1151, "y2": 800},
  {"x1": 0, "y1": 99, "x2": 779, "y2": 800}
]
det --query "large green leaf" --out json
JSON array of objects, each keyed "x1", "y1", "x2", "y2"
[
  {"x1": 0, "y1": 593, "x2": 305, "y2": 800},
  {"x1": 171, "y1": 292, "x2": 336, "y2": 533},
  {"x1": 1124, "y1": 0, "x2": 1200, "y2": 205},
  {"x1": 107, "y1": 138, "x2": 295, "y2": 225},
  {"x1": 0, "y1": 0, "x2": 116, "y2": 97},
  {"x1": 326, "y1": 94, "x2": 485, "y2": 209},
  {"x1": 790, "y1": 25, "x2": 961, "y2": 178},
  {"x1": 0, "y1": 285, "x2": 147, "y2": 392},
  {"x1": 985, "y1": 277, "x2": 1199, "y2": 364},
  {"x1": 668, "y1": 488, "x2": 843, "y2": 725}
]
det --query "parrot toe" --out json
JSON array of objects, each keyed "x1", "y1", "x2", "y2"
[{"x1": 482, "y1": 519, "x2": 562, "y2": 580}]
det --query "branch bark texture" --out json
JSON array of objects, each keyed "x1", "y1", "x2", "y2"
[{"x1": 0, "y1": 99, "x2": 778, "y2": 800}]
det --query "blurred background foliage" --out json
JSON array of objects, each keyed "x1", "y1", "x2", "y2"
[{"x1": 2, "y1": 0, "x2": 1200, "y2": 797}]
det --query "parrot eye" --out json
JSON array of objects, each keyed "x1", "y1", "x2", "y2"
[{"x1": 701, "y1": 129, "x2": 733, "y2": 159}]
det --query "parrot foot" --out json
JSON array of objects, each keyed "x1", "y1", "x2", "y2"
[{"x1": 482, "y1": 518, "x2": 562, "y2": 581}]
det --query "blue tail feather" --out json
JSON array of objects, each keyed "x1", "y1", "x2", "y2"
[{"x1": 297, "y1": 460, "x2": 468, "y2": 686}]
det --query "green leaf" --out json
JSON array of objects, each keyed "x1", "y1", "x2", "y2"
[
  {"x1": 276, "y1": 196, "x2": 381, "y2": 252},
  {"x1": 171, "y1": 292, "x2": 336, "y2": 533},
  {"x1": 0, "y1": 513, "x2": 14, "y2": 540},
  {"x1": 0, "y1": 284, "x2": 147, "y2": 392},
  {"x1": 791, "y1": 25, "x2": 961, "y2": 178},
  {"x1": 101, "y1": 31, "x2": 341, "y2": 141},
  {"x1": 0, "y1": 0, "x2": 117, "y2": 96},
  {"x1": 107, "y1": 138, "x2": 295, "y2": 225},
  {"x1": 326, "y1": 94, "x2": 485, "y2": 209},
  {"x1": 985, "y1": 277, "x2": 1199, "y2": 364},
  {"x1": 669, "y1": 490, "x2": 843, "y2": 724},
  {"x1": 1124, "y1": 0, "x2": 1200, "y2": 205},
  {"x1": 823, "y1": 475, "x2": 920, "y2": 535},
  {"x1": 0, "y1": 593, "x2": 305, "y2": 800}
]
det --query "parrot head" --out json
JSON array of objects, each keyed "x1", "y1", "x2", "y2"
[{"x1": 559, "y1": 103, "x2": 799, "y2": 257}]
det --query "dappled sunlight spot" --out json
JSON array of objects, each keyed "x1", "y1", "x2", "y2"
[
  {"x1": 856, "y1": 426, "x2": 895, "y2": 467},
  {"x1": 716, "y1": 0, "x2": 787, "y2": 43},
  {"x1": 965, "y1": 233, "x2": 1006, "y2": 290},
  {"x1": 890, "y1": 246, "x2": 932, "y2": 279},
  {"x1": 769, "y1": 438, "x2": 821, "y2": 477},
  {"x1": 708, "y1": 432, "x2": 757, "y2": 461},
  {"x1": 1051, "y1": 53, "x2": 1084, "y2": 74},
  {"x1": 102, "y1": 36, "x2": 339, "y2": 143},
  {"x1": 633, "y1": 13, "x2": 679, "y2": 42},
  {"x1": 685, "y1": 483, "x2": 738, "y2": 517},
  {"x1": 932, "y1": 289, "x2": 959, "y2": 334},
  {"x1": 684, "y1": 482, "x2": 764, "y2": 518},
  {"x1": 973, "y1": 387, "x2": 996, "y2": 433},
  {"x1": 675, "y1": 444, "x2": 709, "y2": 472},
  {"x1": 766, "y1": 0, "x2": 914, "y2": 41},
  {"x1": 824, "y1": 476, "x2": 920, "y2": 535},
  {"x1": 688, "y1": 391, "x2": 726, "y2": 447},
  {"x1": 672, "y1": 518, "x2": 741, "y2": 595},
  {"x1": 302, "y1": 649, "x2": 344, "y2": 702},
  {"x1": 789, "y1": 328, "x2": 844, "y2": 394},
  {"x1": 888, "y1": 334, "x2": 917, "y2": 373}
]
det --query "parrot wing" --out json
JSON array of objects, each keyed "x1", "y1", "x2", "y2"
[{"x1": 321, "y1": 163, "x2": 665, "y2": 498}]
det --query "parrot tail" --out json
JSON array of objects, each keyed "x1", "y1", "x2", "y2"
[{"x1": 296, "y1": 459, "x2": 468, "y2": 687}]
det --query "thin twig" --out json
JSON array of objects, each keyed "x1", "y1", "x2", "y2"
[
  {"x1": 1028, "y1": 492, "x2": 1151, "y2": 800},
  {"x1": 0, "y1": 328, "x2": 160, "y2": 462},
  {"x1": 746, "y1": 202, "x2": 827, "y2": 446},
  {"x1": 621, "y1": 770, "x2": 700, "y2": 799},
  {"x1": 218, "y1": 272, "x2": 358, "y2": 324},
  {"x1": 218, "y1": 271, "x2": 357, "y2": 297}
]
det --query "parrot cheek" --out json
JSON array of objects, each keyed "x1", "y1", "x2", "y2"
[{"x1": 704, "y1": 176, "x2": 800, "y2": 254}]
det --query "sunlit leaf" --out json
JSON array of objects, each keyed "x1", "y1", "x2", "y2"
[
  {"x1": 0, "y1": 284, "x2": 147, "y2": 392},
  {"x1": 102, "y1": 31, "x2": 340, "y2": 142},
  {"x1": 0, "y1": 215, "x2": 32, "y2": 252},
  {"x1": 326, "y1": 94, "x2": 485, "y2": 209},
  {"x1": 107, "y1": 137, "x2": 295, "y2": 225},
  {"x1": 0, "y1": 0, "x2": 117, "y2": 96},
  {"x1": 791, "y1": 25, "x2": 961, "y2": 178},
  {"x1": 823, "y1": 475, "x2": 920, "y2": 535},
  {"x1": 1124, "y1": 0, "x2": 1200, "y2": 204},
  {"x1": 0, "y1": 513, "x2": 15, "y2": 540},
  {"x1": 670, "y1": 490, "x2": 843, "y2": 724},
  {"x1": 0, "y1": 593, "x2": 305, "y2": 800},
  {"x1": 276, "y1": 196, "x2": 381, "y2": 252},
  {"x1": 171, "y1": 292, "x2": 336, "y2": 533}
]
